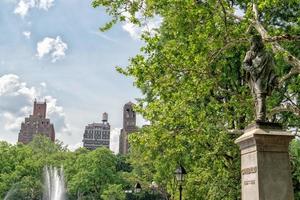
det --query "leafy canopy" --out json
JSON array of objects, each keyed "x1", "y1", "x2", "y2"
[{"x1": 92, "y1": 0, "x2": 300, "y2": 199}]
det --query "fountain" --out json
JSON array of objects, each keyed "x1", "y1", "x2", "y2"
[
  {"x1": 43, "y1": 166, "x2": 66, "y2": 200},
  {"x1": 4, "y1": 187, "x2": 15, "y2": 200}
]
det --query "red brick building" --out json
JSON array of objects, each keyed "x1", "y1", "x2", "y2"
[
  {"x1": 119, "y1": 102, "x2": 138, "y2": 154},
  {"x1": 18, "y1": 100, "x2": 55, "y2": 144}
]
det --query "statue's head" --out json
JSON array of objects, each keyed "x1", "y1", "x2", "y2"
[{"x1": 250, "y1": 35, "x2": 264, "y2": 51}]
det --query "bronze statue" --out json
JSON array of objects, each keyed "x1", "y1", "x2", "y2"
[{"x1": 243, "y1": 35, "x2": 277, "y2": 122}]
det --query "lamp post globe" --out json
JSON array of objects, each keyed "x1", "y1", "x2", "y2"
[
  {"x1": 174, "y1": 165, "x2": 187, "y2": 182},
  {"x1": 174, "y1": 165, "x2": 187, "y2": 200},
  {"x1": 134, "y1": 182, "x2": 142, "y2": 193}
]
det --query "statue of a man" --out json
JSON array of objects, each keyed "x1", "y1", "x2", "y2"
[{"x1": 243, "y1": 35, "x2": 277, "y2": 122}]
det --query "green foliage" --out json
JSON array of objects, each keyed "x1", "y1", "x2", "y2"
[
  {"x1": 0, "y1": 135, "x2": 63, "y2": 200},
  {"x1": 0, "y1": 136, "x2": 132, "y2": 200},
  {"x1": 101, "y1": 184, "x2": 126, "y2": 200},
  {"x1": 125, "y1": 190, "x2": 165, "y2": 200},
  {"x1": 0, "y1": 136, "x2": 179, "y2": 199},
  {"x1": 92, "y1": 0, "x2": 300, "y2": 199},
  {"x1": 290, "y1": 139, "x2": 300, "y2": 200},
  {"x1": 66, "y1": 147, "x2": 121, "y2": 199},
  {"x1": 1, "y1": 1, "x2": 300, "y2": 199},
  {"x1": 116, "y1": 154, "x2": 133, "y2": 172}
]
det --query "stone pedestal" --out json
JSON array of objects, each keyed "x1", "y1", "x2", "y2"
[{"x1": 235, "y1": 122, "x2": 295, "y2": 200}]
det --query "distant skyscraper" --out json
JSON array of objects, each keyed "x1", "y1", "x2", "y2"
[
  {"x1": 18, "y1": 100, "x2": 55, "y2": 144},
  {"x1": 119, "y1": 102, "x2": 138, "y2": 154},
  {"x1": 82, "y1": 112, "x2": 110, "y2": 150}
]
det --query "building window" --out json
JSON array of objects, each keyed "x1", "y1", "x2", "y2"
[
  {"x1": 95, "y1": 131, "x2": 101, "y2": 139},
  {"x1": 102, "y1": 131, "x2": 109, "y2": 139}
]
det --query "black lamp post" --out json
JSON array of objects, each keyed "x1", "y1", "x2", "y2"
[
  {"x1": 174, "y1": 165, "x2": 187, "y2": 200},
  {"x1": 134, "y1": 182, "x2": 142, "y2": 193}
]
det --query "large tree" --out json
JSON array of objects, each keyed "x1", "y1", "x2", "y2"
[
  {"x1": 92, "y1": 0, "x2": 300, "y2": 199},
  {"x1": 0, "y1": 136, "x2": 130, "y2": 200}
]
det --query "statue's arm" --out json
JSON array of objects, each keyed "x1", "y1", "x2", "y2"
[{"x1": 243, "y1": 51, "x2": 254, "y2": 72}]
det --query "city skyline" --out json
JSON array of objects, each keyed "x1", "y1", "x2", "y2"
[{"x1": 0, "y1": 0, "x2": 157, "y2": 152}]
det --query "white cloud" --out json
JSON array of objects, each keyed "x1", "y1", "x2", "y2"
[
  {"x1": 36, "y1": 36, "x2": 68, "y2": 63},
  {"x1": 14, "y1": 0, "x2": 32, "y2": 17},
  {"x1": 122, "y1": 23, "x2": 140, "y2": 40},
  {"x1": 14, "y1": 0, "x2": 55, "y2": 18},
  {"x1": 40, "y1": 82, "x2": 47, "y2": 87},
  {"x1": 68, "y1": 142, "x2": 82, "y2": 151},
  {"x1": 22, "y1": 31, "x2": 31, "y2": 39},
  {"x1": 90, "y1": 31, "x2": 117, "y2": 43},
  {"x1": 3, "y1": 112, "x2": 26, "y2": 131},
  {"x1": 122, "y1": 14, "x2": 162, "y2": 40},
  {"x1": 0, "y1": 74, "x2": 38, "y2": 98},
  {"x1": 38, "y1": 0, "x2": 54, "y2": 10},
  {"x1": 44, "y1": 95, "x2": 71, "y2": 136},
  {"x1": 110, "y1": 128, "x2": 121, "y2": 154},
  {"x1": 0, "y1": 74, "x2": 71, "y2": 137}
]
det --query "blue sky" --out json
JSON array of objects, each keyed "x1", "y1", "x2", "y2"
[{"x1": 0, "y1": 0, "x2": 155, "y2": 152}]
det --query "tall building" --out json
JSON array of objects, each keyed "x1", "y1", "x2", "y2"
[
  {"x1": 119, "y1": 102, "x2": 138, "y2": 154},
  {"x1": 18, "y1": 100, "x2": 55, "y2": 144},
  {"x1": 82, "y1": 112, "x2": 110, "y2": 150}
]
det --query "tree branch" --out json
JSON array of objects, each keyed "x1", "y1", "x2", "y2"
[
  {"x1": 213, "y1": 3, "x2": 299, "y2": 85},
  {"x1": 252, "y1": 3, "x2": 259, "y2": 20},
  {"x1": 283, "y1": 93, "x2": 300, "y2": 109},
  {"x1": 251, "y1": 3, "x2": 300, "y2": 85},
  {"x1": 218, "y1": 0, "x2": 228, "y2": 30},
  {"x1": 268, "y1": 105, "x2": 300, "y2": 118},
  {"x1": 264, "y1": 34, "x2": 300, "y2": 42},
  {"x1": 280, "y1": 68, "x2": 300, "y2": 85},
  {"x1": 209, "y1": 38, "x2": 248, "y2": 64}
]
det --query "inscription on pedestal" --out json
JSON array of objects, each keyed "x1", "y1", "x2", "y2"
[
  {"x1": 244, "y1": 180, "x2": 255, "y2": 185},
  {"x1": 242, "y1": 166, "x2": 257, "y2": 186},
  {"x1": 242, "y1": 166, "x2": 257, "y2": 175}
]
